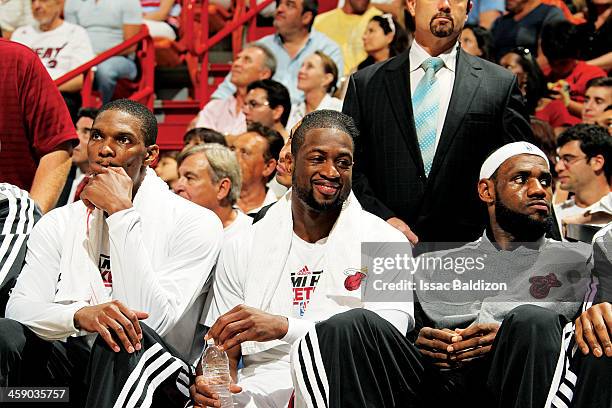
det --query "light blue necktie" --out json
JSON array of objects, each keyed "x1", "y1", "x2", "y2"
[{"x1": 412, "y1": 57, "x2": 444, "y2": 177}]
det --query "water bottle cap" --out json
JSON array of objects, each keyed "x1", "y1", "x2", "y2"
[{"x1": 206, "y1": 338, "x2": 215, "y2": 346}]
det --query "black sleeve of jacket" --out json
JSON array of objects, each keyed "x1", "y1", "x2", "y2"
[{"x1": 343, "y1": 74, "x2": 395, "y2": 221}]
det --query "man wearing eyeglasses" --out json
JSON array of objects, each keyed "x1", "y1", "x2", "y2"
[
  {"x1": 195, "y1": 45, "x2": 276, "y2": 136},
  {"x1": 554, "y1": 124, "x2": 612, "y2": 239},
  {"x1": 244, "y1": 79, "x2": 292, "y2": 140}
]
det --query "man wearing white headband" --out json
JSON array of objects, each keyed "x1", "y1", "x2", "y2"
[{"x1": 291, "y1": 142, "x2": 605, "y2": 407}]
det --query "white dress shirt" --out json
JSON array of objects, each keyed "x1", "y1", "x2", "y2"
[{"x1": 409, "y1": 40, "x2": 458, "y2": 152}]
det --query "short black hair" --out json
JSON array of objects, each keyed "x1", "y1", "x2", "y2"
[
  {"x1": 246, "y1": 123, "x2": 285, "y2": 181},
  {"x1": 585, "y1": 76, "x2": 612, "y2": 92},
  {"x1": 370, "y1": 15, "x2": 410, "y2": 58},
  {"x1": 276, "y1": 0, "x2": 318, "y2": 31},
  {"x1": 76, "y1": 107, "x2": 99, "y2": 123},
  {"x1": 247, "y1": 79, "x2": 292, "y2": 127},
  {"x1": 97, "y1": 99, "x2": 158, "y2": 146},
  {"x1": 541, "y1": 21, "x2": 580, "y2": 62},
  {"x1": 557, "y1": 124, "x2": 612, "y2": 179},
  {"x1": 291, "y1": 110, "x2": 358, "y2": 156},
  {"x1": 183, "y1": 127, "x2": 227, "y2": 146}
]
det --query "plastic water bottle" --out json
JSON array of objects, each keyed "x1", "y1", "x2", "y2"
[{"x1": 201, "y1": 339, "x2": 234, "y2": 408}]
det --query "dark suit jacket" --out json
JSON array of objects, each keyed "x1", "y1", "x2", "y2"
[{"x1": 343, "y1": 47, "x2": 534, "y2": 244}]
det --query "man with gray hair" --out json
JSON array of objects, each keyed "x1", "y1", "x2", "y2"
[
  {"x1": 195, "y1": 44, "x2": 276, "y2": 135},
  {"x1": 175, "y1": 143, "x2": 253, "y2": 240}
]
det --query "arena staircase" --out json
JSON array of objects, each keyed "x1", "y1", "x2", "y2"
[{"x1": 55, "y1": 0, "x2": 338, "y2": 149}]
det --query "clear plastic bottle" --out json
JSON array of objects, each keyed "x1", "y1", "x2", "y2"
[{"x1": 201, "y1": 339, "x2": 234, "y2": 408}]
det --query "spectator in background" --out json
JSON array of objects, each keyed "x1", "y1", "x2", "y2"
[
  {"x1": 212, "y1": 0, "x2": 344, "y2": 105},
  {"x1": 459, "y1": 24, "x2": 493, "y2": 61},
  {"x1": 466, "y1": 0, "x2": 505, "y2": 29},
  {"x1": 0, "y1": 39, "x2": 77, "y2": 213},
  {"x1": 231, "y1": 123, "x2": 284, "y2": 215},
  {"x1": 554, "y1": 124, "x2": 612, "y2": 237},
  {"x1": 56, "y1": 107, "x2": 98, "y2": 207},
  {"x1": 64, "y1": 0, "x2": 143, "y2": 104},
  {"x1": 244, "y1": 79, "x2": 292, "y2": 140},
  {"x1": 594, "y1": 106, "x2": 612, "y2": 135},
  {"x1": 275, "y1": 134, "x2": 293, "y2": 188},
  {"x1": 497, "y1": 47, "x2": 576, "y2": 135},
  {"x1": 175, "y1": 144, "x2": 252, "y2": 238},
  {"x1": 582, "y1": 77, "x2": 612, "y2": 124},
  {"x1": 490, "y1": 0, "x2": 565, "y2": 61},
  {"x1": 313, "y1": 0, "x2": 382, "y2": 74},
  {"x1": 141, "y1": 0, "x2": 181, "y2": 40},
  {"x1": 183, "y1": 127, "x2": 227, "y2": 148},
  {"x1": 498, "y1": 48, "x2": 544, "y2": 107},
  {"x1": 540, "y1": 21, "x2": 606, "y2": 119},
  {"x1": 155, "y1": 151, "x2": 180, "y2": 189},
  {"x1": 12, "y1": 0, "x2": 95, "y2": 122},
  {"x1": 357, "y1": 13, "x2": 409, "y2": 70},
  {"x1": 577, "y1": 0, "x2": 612, "y2": 71},
  {"x1": 0, "y1": 0, "x2": 35, "y2": 39},
  {"x1": 195, "y1": 44, "x2": 276, "y2": 135},
  {"x1": 287, "y1": 51, "x2": 342, "y2": 130}
]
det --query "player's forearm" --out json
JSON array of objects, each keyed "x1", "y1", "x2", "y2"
[{"x1": 30, "y1": 145, "x2": 72, "y2": 213}]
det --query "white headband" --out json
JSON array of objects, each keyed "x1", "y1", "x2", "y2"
[
  {"x1": 479, "y1": 142, "x2": 550, "y2": 179},
  {"x1": 381, "y1": 13, "x2": 396, "y2": 34}
]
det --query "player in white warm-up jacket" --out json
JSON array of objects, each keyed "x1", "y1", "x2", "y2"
[{"x1": 0, "y1": 99, "x2": 223, "y2": 408}]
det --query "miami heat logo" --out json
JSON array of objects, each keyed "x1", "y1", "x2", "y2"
[
  {"x1": 344, "y1": 267, "x2": 368, "y2": 291},
  {"x1": 529, "y1": 273, "x2": 561, "y2": 299}
]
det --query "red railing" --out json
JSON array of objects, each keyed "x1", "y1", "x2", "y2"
[
  {"x1": 53, "y1": 0, "x2": 276, "y2": 112},
  {"x1": 54, "y1": 25, "x2": 155, "y2": 109},
  {"x1": 187, "y1": 0, "x2": 276, "y2": 105}
]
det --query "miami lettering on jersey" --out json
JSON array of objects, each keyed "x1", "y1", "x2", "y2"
[
  {"x1": 98, "y1": 254, "x2": 112, "y2": 288},
  {"x1": 291, "y1": 265, "x2": 322, "y2": 317}
]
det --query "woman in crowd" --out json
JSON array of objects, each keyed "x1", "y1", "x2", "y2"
[
  {"x1": 357, "y1": 14, "x2": 409, "y2": 70},
  {"x1": 460, "y1": 24, "x2": 493, "y2": 61},
  {"x1": 286, "y1": 51, "x2": 342, "y2": 130},
  {"x1": 499, "y1": 47, "x2": 547, "y2": 115}
]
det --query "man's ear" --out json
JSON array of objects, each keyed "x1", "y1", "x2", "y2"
[
  {"x1": 285, "y1": 152, "x2": 294, "y2": 175},
  {"x1": 145, "y1": 145, "x2": 160, "y2": 167},
  {"x1": 590, "y1": 154, "x2": 605, "y2": 173},
  {"x1": 272, "y1": 105, "x2": 284, "y2": 123},
  {"x1": 302, "y1": 11, "x2": 313, "y2": 28},
  {"x1": 406, "y1": 0, "x2": 416, "y2": 18},
  {"x1": 478, "y1": 178, "x2": 495, "y2": 205},
  {"x1": 216, "y1": 177, "x2": 232, "y2": 202},
  {"x1": 260, "y1": 68, "x2": 273, "y2": 80}
]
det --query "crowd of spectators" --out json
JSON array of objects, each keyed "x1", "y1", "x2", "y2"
[{"x1": 0, "y1": 0, "x2": 611, "y2": 406}]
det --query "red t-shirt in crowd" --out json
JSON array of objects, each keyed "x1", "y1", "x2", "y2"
[
  {"x1": 0, "y1": 39, "x2": 77, "y2": 190},
  {"x1": 535, "y1": 99, "x2": 581, "y2": 129},
  {"x1": 544, "y1": 61, "x2": 607, "y2": 103}
]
